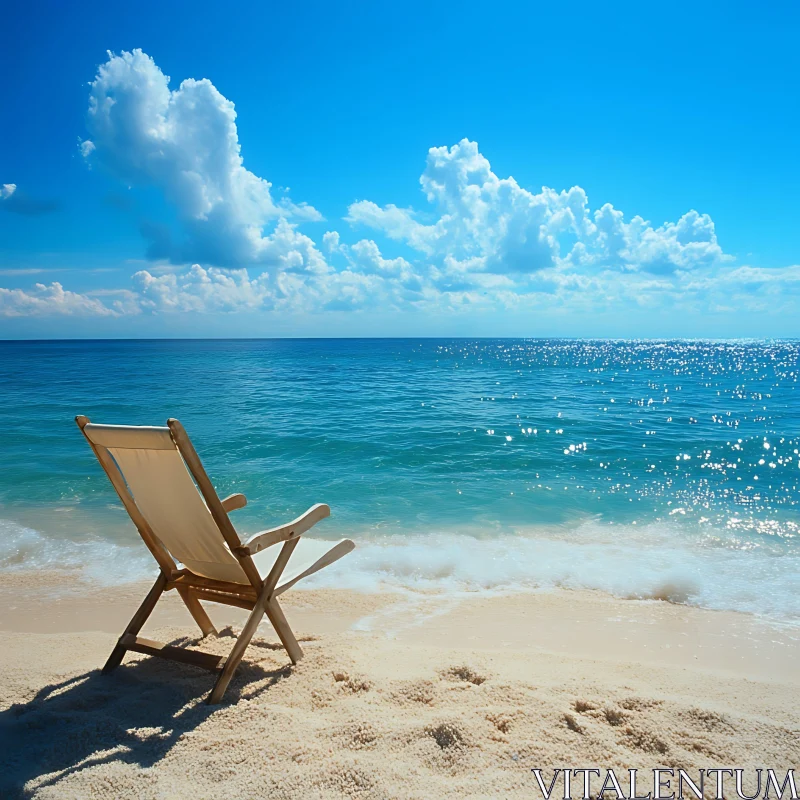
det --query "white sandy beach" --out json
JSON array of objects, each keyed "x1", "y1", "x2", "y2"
[{"x1": 1, "y1": 574, "x2": 798, "y2": 799}]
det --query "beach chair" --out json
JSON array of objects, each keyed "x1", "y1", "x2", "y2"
[{"x1": 75, "y1": 416, "x2": 355, "y2": 704}]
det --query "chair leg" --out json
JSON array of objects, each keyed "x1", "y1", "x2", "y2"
[
  {"x1": 177, "y1": 587, "x2": 217, "y2": 638},
  {"x1": 207, "y1": 592, "x2": 267, "y2": 704},
  {"x1": 103, "y1": 573, "x2": 167, "y2": 674},
  {"x1": 265, "y1": 597, "x2": 304, "y2": 664}
]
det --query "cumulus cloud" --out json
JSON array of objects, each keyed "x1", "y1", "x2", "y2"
[
  {"x1": 3, "y1": 52, "x2": 793, "y2": 326},
  {"x1": 349, "y1": 239, "x2": 412, "y2": 276},
  {"x1": 133, "y1": 264, "x2": 272, "y2": 313},
  {"x1": 345, "y1": 201, "x2": 437, "y2": 254},
  {"x1": 83, "y1": 49, "x2": 323, "y2": 266},
  {"x1": 322, "y1": 231, "x2": 341, "y2": 253},
  {"x1": 0, "y1": 283, "x2": 118, "y2": 317},
  {"x1": 348, "y1": 139, "x2": 727, "y2": 277},
  {"x1": 129, "y1": 255, "x2": 423, "y2": 316}
]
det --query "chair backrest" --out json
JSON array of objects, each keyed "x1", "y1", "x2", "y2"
[{"x1": 79, "y1": 422, "x2": 250, "y2": 585}]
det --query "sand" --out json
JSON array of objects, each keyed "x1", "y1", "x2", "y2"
[{"x1": 0, "y1": 574, "x2": 798, "y2": 799}]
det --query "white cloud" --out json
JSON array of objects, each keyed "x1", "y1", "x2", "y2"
[
  {"x1": 4, "y1": 62, "x2": 794, "y2": 328},
  {"x1": 0, "y1": 283, "x2": 119, "y2": 317},
  {"x1": 322, "y1": 231, "x2": 341, "y2": 253},
  {"x1": 127, "y1": 244, "x2": 428, "y2": 315},
  {"x1": 2, "y1": 257, "x2": 798, "y2": 321},
  {"x1": 84, "y1": 49, "x2": 322, "y2": 266},
  {"x1": 261, "y1": 218, "x2": 330, "y2": 275},
  {"x1": 722, "y1": 264, "x2": 800, "y2": 291},
  {"x1": 132, "y1": 264, "x2": 272, "y2": 312},
  {"x1": 349, "y1": 239, "x2": 412, "y2": 276},
  {"x1": 587, "y1": 205, "x2": 727, "y2": 275},
  {"x1": 346, "y1": 201, "x2": 439, "y2": 254},
  {"x1": 348, "y1": 138, "x2": 728, "y2": 277}
]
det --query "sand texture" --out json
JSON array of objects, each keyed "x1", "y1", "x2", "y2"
[{"x1": 0, "y1": 580, "x2": 798, "y2": 799}]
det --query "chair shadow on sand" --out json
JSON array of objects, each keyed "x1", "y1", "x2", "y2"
[{"x1": 0, "y1": 628, "x2": 306, "y2": 798}]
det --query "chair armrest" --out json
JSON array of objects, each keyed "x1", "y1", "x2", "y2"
[
  {"x1": 234, "y1": 503, "x2": 331, "y2": 556},
  {"x1": 221, "y1": 493, "x2": 247, "y2": 513}
]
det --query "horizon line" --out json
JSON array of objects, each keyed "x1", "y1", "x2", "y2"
[{"x1": 1, "y1": 336, "x2": 796, "y2": 344}]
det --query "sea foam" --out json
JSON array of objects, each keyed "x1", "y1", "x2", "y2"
[
  {"x1": 0, "y1": 518, "x2": 152, "y2": 590},
  {"x1": 2, "y1": 517, "x2": 798, "y2": 622}
]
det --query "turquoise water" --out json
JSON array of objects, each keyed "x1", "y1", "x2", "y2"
[{"x1": 1, "y1": 339, "x2": 799, "y2": 620}]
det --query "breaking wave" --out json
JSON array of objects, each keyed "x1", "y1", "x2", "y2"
[{"x1": 2, "y1": 517, "x2": 798, "y2": 622}]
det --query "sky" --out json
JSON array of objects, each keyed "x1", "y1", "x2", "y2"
[{"x1": 1, "y1": 0, "x2": 799, "y2": 338}]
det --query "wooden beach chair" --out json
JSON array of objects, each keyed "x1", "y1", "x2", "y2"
[{"x1": 75, "y1": 416, "x2": 355, "y2": 704}]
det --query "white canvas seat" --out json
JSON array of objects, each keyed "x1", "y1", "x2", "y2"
[{"x1": 76, "y1": 415, "x2": 355, "y2": 704}]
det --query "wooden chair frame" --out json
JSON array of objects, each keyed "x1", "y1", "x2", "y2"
[{"x1": 76, "y1": 415, "x2": 336, "y2": 704}]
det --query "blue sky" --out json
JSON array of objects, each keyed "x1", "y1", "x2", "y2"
[{"x1": 1, "y1": 0, "x2": 798, "y2": 338}]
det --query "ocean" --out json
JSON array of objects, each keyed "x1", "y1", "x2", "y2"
[{"x1": 1, "y1": 338, "x2": 798, "y2": 621}]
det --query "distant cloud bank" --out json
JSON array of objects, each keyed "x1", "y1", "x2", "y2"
[{"x1": 1, "y1": 49, "x2": 796, "y2": 320}]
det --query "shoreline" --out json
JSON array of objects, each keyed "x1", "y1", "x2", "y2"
[
  {"x1": 4, "y1": 510, "x2": 800, "y2": 624},
  {"x1": 2, "y1": 570, "x2": 799, "y2": 682},
  {"x1": 2, "y1": 574, "x2": 798, "y2": 797}
]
